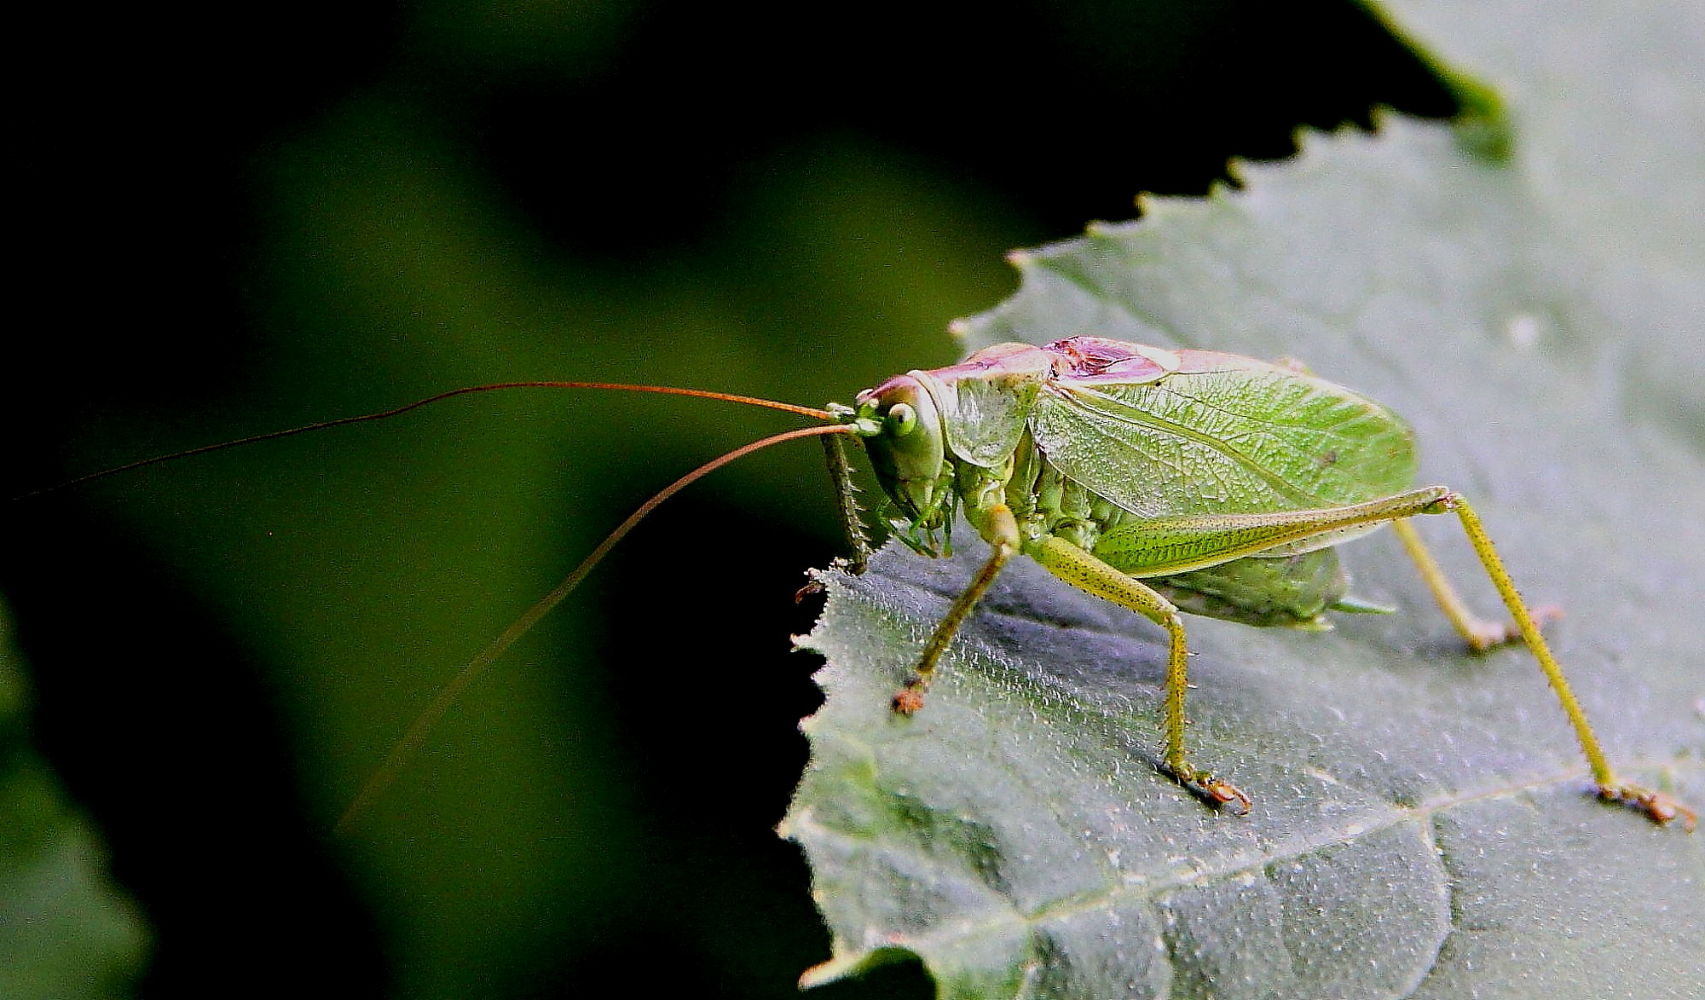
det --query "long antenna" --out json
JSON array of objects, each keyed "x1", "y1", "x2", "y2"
[
  {"x1": 16, "y1": 382, "x2": 836, "y2": 499},
  {"x1": 335, "y1": 422, "x2": 856, "y2": 833}
]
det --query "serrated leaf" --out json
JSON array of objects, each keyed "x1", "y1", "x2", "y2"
[{"x1": 784, "y1": 2, "x2": 1705, "y2": 996}]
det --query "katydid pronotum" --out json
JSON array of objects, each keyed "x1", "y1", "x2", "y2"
[{"x1": 37, "y1": 336, "x2": 1696, "y2": 830}]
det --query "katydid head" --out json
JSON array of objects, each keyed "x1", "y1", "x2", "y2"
[{"x1": 846, "y1": 375, "x2": 954, "y2": 549}]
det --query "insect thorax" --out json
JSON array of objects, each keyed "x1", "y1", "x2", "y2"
[{"x1": 1001, "y1": 432, "x2": 1123, "y2": 552}]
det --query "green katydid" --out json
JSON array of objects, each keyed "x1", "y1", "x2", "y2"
[
  {"x1": 837, "y1": 335, "x2": 1692, "y2": 827},
  {"x1": 38, "y1": 337, "x2": 1695, "y2": 830}
]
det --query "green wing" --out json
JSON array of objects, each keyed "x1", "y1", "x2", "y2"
[{"x1": 1030, "y1": 352, "x2": 1418, "y2": 519}]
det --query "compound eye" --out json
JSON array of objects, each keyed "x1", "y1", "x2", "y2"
[{"x1": 885, "y1": 402, "x2": 918, "y2": 437}]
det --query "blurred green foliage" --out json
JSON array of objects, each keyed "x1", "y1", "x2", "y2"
[
  {"x1": 1, "y1": 615, "x2": 147, "y2": 1000},
  {"x1": 7, "y1": 2, "x2": 1453, "y2": 997}
]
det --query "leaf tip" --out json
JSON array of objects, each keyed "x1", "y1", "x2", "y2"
[
  {"x1": 1354, "y1": 2, "x2": 1514, "y2": 161},
  {"x1": 798, "y1": 945, "x2": 920, "y2": 990}
]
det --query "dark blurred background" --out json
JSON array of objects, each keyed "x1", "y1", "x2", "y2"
[{"x1": 6, "y1": 2, "x2": 1455, "y2": 997}]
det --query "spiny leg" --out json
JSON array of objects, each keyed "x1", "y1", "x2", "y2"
[
  {"x1": 1392, "y1": 518, "x2": 1560, "y2": 650},
  {"x1": 1437, "y1": 493, "x2": 1694, "y2": 829},
  {"x1": 1030, "y1": 534, "x2": 1250, "y2": 814},
  {"x1": 822, "y1": 432, "x2": 873, "y2": 574},
  {"x1": 891, "y1": 504, "x2": 1019, "y2": 714},
  {"x1": 796, "y1": 433, "x2": 875, "y2": 602}
]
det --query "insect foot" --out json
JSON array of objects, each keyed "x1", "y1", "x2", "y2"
[
  {"x1": 1464, "y1": 604, "x2": 1565, "y2": 652},
  {"x1": 1164, "y1": 764, "x2": 1252, "y2": 816},
  {"x1": 1598, "y1": 784, "x2": 1697, "y2": 831},
  {"x1": 891, "y1": 677, "x2": 927, "y2": 715}
]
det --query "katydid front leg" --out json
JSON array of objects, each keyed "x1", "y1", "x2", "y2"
[
  {"x1": 797, "y1": 433, "x2": 875, "y2": 602},
  {"x1": 821, "y1": 432, "x2": 874, "y2": 574}
]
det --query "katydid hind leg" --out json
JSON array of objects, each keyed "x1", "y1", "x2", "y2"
[
  {"x1": 1433, "y1": 493, "x2": 1694, "y2": 829},
  {"x1": 1392, "y1": 518, "x2": 1561, "y2": 651},
  {"x1": 1030, "y1": 534, "x2": 1250, "y2": 815}
]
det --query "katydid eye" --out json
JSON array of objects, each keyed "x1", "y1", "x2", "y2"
[{"x1": 886, "y1": 402, "x2": 918, "y2": 436}]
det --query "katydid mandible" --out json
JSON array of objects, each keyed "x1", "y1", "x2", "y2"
[{"x1": 39, "y1": 336, "x2": 1694, "y2": 830}]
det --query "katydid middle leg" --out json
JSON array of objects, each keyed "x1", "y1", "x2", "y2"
[
  {"x1": 1070, "y1": 486, "x2": 1507, "y2": 814},
  {"x1": 890, "y1": 503, "x2": 1020, "y2": 715},
  {"x1": 1028, "y1": 534, "x2": 1251, "y2": 813}
]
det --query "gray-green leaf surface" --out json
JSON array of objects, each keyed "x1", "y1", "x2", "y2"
[{"x1": 784, "y1": 2, "x2": 1705, "y2": 996}]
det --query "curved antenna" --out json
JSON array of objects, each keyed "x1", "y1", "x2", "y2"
[
  {"x1": 15, "y1": 382, "x2": 834, "y2": 499},
  {"x1": 335, "y1": 422, "x2": 856, "y2": 833}
]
